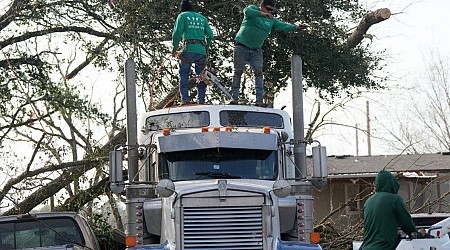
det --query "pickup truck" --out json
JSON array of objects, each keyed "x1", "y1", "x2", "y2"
[
  {"x1": 353, "y1": 213, "x2": 450, "y2": 250},
  {"x1": 0, "y1": 212, "x2": 101, "y2": 250}
]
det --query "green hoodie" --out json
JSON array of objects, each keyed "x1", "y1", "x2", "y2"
[
  {"x1": 361, "y1": 170, "x2": 418, "y2": 250},
  {"x1": 235, "y1": 5, "x2": 297, "y2": 49},
  {"x1": 172, "y1": 11, "x2": 213, "y2": 55}
]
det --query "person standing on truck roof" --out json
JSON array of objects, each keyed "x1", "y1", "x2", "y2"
[
  {"x1": 172, "y1": 0, "x2": 213, "y2": 105},
  {"x1": 360, "y1": 170, "x2": 425, "y2": 250},
  {"x1": 230, "y1": 0, "x2": 307, "y2": 107}
]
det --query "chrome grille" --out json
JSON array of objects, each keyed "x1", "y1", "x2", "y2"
[{"x1": 182, "y1": 206, "x2": 263, "y2": 249}]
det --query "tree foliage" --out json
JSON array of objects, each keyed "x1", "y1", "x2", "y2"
[{"x1": 1, "y1": 0, "x2": 390, "y2": 231}]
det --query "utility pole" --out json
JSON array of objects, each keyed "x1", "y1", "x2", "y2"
[
  {"x1": 366, "y1": 101, "x2": 371, "y2": 156},
  {"x1": 356, "y1": 123, "x2": 359, "y2": 157}
]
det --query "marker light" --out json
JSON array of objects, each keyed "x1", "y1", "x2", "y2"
[
  {"x1": 126, "y1": 236, "x2": 136, "y2": 247},
  {"x1": 225, "y1": 126, "x2": 232, "y2": 132},
  {"x1": 162, "y1": 129, "x2": 170, "y2": 136},
  {"x1": 263, "y1": 127, "x2": 270, "y2": 133},
  {"x1": 201, "y1": 127, "x2": 208, "y2": 132},
  {"x1": 310, "y1": 232, "x2": 320, "y2": 243},
  {"x1": 213, "y1": 127, "x2": 220, "y2": 131}
]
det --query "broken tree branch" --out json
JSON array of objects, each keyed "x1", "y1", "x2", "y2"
[{"x1": 345, "y1": 8, "x2": 391, "y2": 49}]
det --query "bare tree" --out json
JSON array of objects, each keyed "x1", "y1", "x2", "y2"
[{"x1": 382, "y1": 52, "x2": 450, "y2": 153}]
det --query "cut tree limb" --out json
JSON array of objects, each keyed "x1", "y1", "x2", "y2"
[{"x1": 345, "y1": 8, "x2": 391, "y2": 49}]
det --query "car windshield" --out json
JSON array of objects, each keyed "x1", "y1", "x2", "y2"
[
  {"x1": 158, "y1": 148, "x2": 277, "y2": 181},
  {"x1": 0, "y1": 217, "x2": 85, "y2": 249}
]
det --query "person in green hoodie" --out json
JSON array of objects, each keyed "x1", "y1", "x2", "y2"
[
  {"x1": 230, "y1": 0, "x2": 307, "y2": 107},
  {"x1": 172, "y1": 0, "x2": 213, "y2": 105},
  {"x1": 360, "y1": 170, "x2": 425, "y2": 249}
]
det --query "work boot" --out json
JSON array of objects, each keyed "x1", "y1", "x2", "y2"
[
  {"x1": 179, "y1": 101, "x2": 190, "y2": 106},
  {"x1": 229, "y1": 99, "x2": 239, "y2": 105},
  {"x1": 198, "y1": 100, "x2": 205, "y2": 105},
  {"x1": 255, "y1": 101, "x2": 268, "y2": 108}
]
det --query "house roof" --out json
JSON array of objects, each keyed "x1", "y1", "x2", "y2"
[{"x1": 325, "y1": 153, "x2": 450, "y2": 175}]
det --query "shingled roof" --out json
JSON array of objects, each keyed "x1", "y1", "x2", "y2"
[{"x1": 325, "y1": 153, "x2": 450, "y2": 175}]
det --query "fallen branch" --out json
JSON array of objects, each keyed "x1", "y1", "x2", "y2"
[{"x1": 345, "y1": 8, "x2": 391, "y2": 48}]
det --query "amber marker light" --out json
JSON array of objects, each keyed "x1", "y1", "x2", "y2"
[
  {"x1": 201, "y1": 127, "x2": 209, "y2": 132},
  {"x1": 225, "y1": 126, "x2": 232, "y2": 132},
  {"x1": 126, "y1": 236, "x2": 136, "y2": 247},
  {"x1": 310, "y1": 232, "x2": 320, "y2": 243},
  {"x1": 162, "y1": 129, "x2": 170, "y2": 136},
  {"x1": 213, "y1": 127, "x2": 220, "y2": 131},
  {"x1": 263, "y1": 127, "x2": 270, "y2": 133}
]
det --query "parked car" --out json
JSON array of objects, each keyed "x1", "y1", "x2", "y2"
[{"x1": 0, "y1": 212, "x2": 100, "y2": 250}]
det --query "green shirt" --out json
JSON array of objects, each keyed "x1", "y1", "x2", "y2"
[
  {"x1": 361, "y1": 170, "x2": 418, "y2": 250},
  {"x1": 172, "y1": 11, "x2": 213, "y2": 55},
  {"x1": 235, "y1": 5, "x2": 297, "y2": 49}
]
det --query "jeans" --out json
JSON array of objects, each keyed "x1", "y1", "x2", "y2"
[
  {"x1": 232, "y1": 44, "x2": 264, "y2": 102},
  {"x1": 179, "y1": 52, "x2": 207, "y2": 103}
]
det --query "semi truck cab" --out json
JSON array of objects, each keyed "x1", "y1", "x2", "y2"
[{"x1": 110, "y1": 104, "x2": 327, "y2": 250}]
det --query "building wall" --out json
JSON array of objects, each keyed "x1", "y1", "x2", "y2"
[{"x1": 312, "y1": 176, "x2": 447, "y2": 231}]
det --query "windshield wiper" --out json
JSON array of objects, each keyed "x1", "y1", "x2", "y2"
[{"x1": 194, "y1": 171, "x2": 242, "y2": 179}]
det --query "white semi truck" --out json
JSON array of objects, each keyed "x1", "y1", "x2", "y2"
[{"x1": 109, "y1": 57, "x2": 328, "y2": 250}]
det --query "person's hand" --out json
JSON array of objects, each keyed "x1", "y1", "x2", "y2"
[
  {"x1": 297, "y1": 23, "x2": 309, "y2": 30},
  {"x1": 418, "y1": 228, "x2": 428, "y2": 237},
  {"x1": 261, "y1": 12, "x2": 273, "y2": 19}
]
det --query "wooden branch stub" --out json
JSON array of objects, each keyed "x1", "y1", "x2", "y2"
[{"x1": 345, "y1": 8, "x2": 391, "y2": 49}]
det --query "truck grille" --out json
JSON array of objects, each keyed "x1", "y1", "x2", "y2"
[{"x1": 182, "y1": 206, "x2": 263, "y2": 249}]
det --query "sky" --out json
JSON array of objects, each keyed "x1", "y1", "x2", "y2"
[{"x1": 274, "y1": 0, "x2": 450, "y2": 157}]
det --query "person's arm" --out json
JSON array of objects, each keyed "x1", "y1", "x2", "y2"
[
  {"x1": 205, "y1": 20, "x2": 213, "y2": 48},
  {"x1": 272, "y1": 18, "x2": 298, "y2": 32},
  {"x1": 172, "y1": 14, "x2": 184, "y2": 55},
  {"x1": 395, "y1": 198, "x2": 420, "y2": 237}
]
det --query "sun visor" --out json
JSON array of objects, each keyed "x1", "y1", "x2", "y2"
[{"x1": 158, "y1": 131, "x2": 278, "y2": 153}]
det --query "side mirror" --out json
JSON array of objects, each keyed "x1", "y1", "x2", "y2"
[
  {"x1": 312, "y1": 146, "x2": 328, "y2": 179},
  {"x1": 109, "y1": 151, "x2": 124, "y2": 193},
  {"x1": 280, "y1": 131, "x2": 289, "y2": 142},
  {"x1": 312, "y1": 146, "x2": 328, "y2": 190}
]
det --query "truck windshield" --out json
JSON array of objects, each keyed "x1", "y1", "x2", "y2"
[
  {"x1": 159, "y1": 148, "x2": 277, "y2": 181},
  {"x1": 0, "y1": 217, "x2": 85, "y2": 249},
  {"x1": 146, "y1": 111, "x2": 210, "y2": 131},
  {"x1": 220, "y1": 110, "x2": 284, "y2": 128}
]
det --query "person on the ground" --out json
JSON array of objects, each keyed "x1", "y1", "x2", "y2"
[
  {"x1": 230, "y1": 0, "x2": 307, "y2": 107},
  {"x1": 360, "y1": 170, "x2": 425, "y2": 249},
  {"x1": 172, "y1": 0, "x2": 213, "y2": 105}
]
